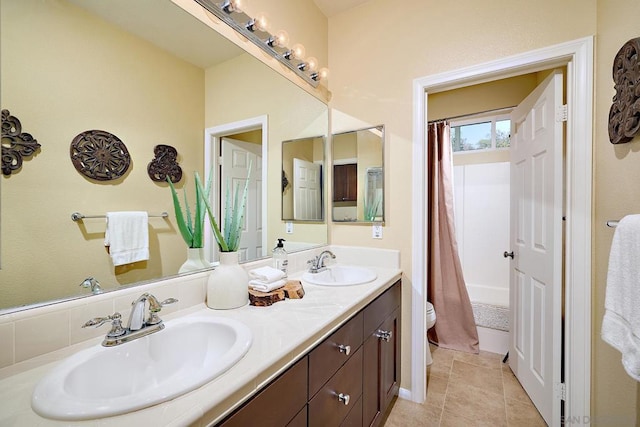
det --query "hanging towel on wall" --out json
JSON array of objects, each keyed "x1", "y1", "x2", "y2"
[
  {"x1": 602, "y1": 214, "x2": 640, "y2": 381},
  {"x1": 104, "y1": 211, "x2": 149, "y2": 267}
]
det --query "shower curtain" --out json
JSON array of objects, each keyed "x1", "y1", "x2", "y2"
[{"x1": 427, "y1": 121, "x2": 479, "y2": 354}]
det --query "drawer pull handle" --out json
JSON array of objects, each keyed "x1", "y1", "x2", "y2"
[
  {"x1": 337, "y1": 344, "x2": 351, "y2": 356},
  {"x1": 337, "y1": 392, "x2": 350, "y2": 405},
  {"x1": 375, "y1": 329, "x2": 392, "y2": 342}
]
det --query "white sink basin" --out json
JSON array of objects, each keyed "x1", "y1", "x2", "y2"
[
  {"x1": 302, "y1": 265, "x2": 377, "y2": 286},
  {"x1": 32, "y1": 316, "x2": 252, "y2": 421}
]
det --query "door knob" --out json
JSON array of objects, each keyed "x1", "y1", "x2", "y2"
[{"x1": 503, "y1": 251, "x2": 514, "y2": 259}]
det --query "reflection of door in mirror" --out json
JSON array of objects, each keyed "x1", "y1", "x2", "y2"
[
  {"x1": 221, "y1": 137, "x2": 263, "y2": 262},
  {"x1": 293, "y1": 159, "x2": 322, "y2": 220},
  {"x1": 281, "y1": 137, "x2": 325, "y2": 222}
]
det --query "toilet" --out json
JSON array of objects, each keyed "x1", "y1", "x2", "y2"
[
  {"x1": 426, "y1": 301, "x2": 436, "y2": 330},
  {"x1": 426, "y1": 301, "x2": 437, "y2": 366}
]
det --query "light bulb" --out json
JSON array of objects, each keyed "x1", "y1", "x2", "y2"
[
  {"x1": 291, "y1": 43, "x2": 306, "y2": 60},
  {"x1": 305, "y1": 57, "x2": 318, "y2": 72},
  {"x1": 267, "y1": 30, "x2": 289, "y2": 48},
  {"x1": 246, "y1": 12, "x2": 269, "y2": 32},
  {"x1": 311, "y1": 67, "x2": 329, "y2": 81},
  {"x1": 221, "y1": 0, "x2": 242, "y2": 13}
]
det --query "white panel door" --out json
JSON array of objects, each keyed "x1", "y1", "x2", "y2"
[
  {"x1": 509, "y1": 70, "x2": 563, "y2": 426},
  {"x1": 221, "y1": 138, "x2": 263, "y2": 261},
  {"x1": 293, "y1": 158, "x2": 321, "y2": 220}
]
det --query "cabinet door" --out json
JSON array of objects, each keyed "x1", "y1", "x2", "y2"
[
  {"x1": 333, "y1": 164, "x2": 357, "y2": 202},
  {"x1": 363, "y1": 282, "x2": 401, "y2": 427},
  {"x1": 379, "y1": 308, "x2": 400, "y2": 414}
]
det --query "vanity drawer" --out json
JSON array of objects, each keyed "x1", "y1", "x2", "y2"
[
  {"x1": 218, "y1": 357, "x2": 308, "y2": 427},
  {"x1": 308, "y1": 346, "x2": 363, "y2": 427},
  {"x1": 363, "y1": 280, "x2": 401, "y2": 337},
  {"x1": 308, "y1": 312, "x2": 363, "y2": 397}
]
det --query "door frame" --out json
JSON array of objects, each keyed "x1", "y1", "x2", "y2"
[
  {"x1": 204, "y1": 115, "x2": 268, "y2": 262},
  {"x1": 410, "y1": 37, "x2": 593, "y2": 422}
]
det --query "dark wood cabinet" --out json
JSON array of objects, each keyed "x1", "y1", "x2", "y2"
[
  {"x1": 216, "y1": 281, "x2": 401, "y2": 427},
  {"x1": 333, "y1": 164, "x2": 358, "y2": 202},
  {"x1": 363, "y1": 284, "x2": 401, "y2": 427},
  {"x1": 218, "y1": 357, "x2": 308, "y2": 427}
]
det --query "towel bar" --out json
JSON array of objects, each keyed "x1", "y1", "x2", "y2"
[
  {"x1": 71, "y1": 212, "x2": 169, "y2": 222},
  {"x1": 607, "y1": 220, "x2": 619, "y2": 228}
]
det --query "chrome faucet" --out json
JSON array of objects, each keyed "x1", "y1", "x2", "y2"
[
  {"x1": 79, "y1": 276, "x2": 102, "y2": 294},
  {"x1": 307, "y1": 250, "x2": 336, "y2": 273},
  {"x1": 82, "y1": 292, "x2": 177, "y2": 346}
]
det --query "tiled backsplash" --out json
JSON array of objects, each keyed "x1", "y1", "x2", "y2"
[{"x1": 0, "y1": 245, "x2": 400, "y2": 370}]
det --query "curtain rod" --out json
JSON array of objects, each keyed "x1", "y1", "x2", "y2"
[{"x1": 428, "y1": 105, "x2": 516, "y2": 124}]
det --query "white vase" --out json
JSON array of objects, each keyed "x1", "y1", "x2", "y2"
[
  {"x1": 178, "y1": 247, "x2": 210, "y2": 274},
  {"x1": 206, "y1": 251, "x2": 249, "y2": 309}
]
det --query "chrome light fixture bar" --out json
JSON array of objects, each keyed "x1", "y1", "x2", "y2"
[{"x1": 193, "y1": 0, "x2": 323, "y2": 88}]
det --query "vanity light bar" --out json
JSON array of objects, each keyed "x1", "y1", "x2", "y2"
[{"x1": 192, "y1": 0, "x2": 325, "y2": 87}]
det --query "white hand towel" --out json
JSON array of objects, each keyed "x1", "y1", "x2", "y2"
[
  {"x1": 602, "y1": 214, "x2": 640, "y2": 381},
  {"x1": 249, "y1": 266, "x2": 286, "y2": 283},
  {"x1": 249, "y1": 279, "x2": 286, "y2": 293},
  {"x1": 104, "y1": 211, "x2": 149, "y2": 267}
]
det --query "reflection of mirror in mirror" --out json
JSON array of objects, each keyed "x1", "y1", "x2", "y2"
[
  {"x1": 282, "y1": 136, "x2": 325, "y2": 222},
  {"x1": 0, "y1": 0, "x2": 328, "y2": 313},
  {"x1": 332, "y1": 126, "x2": 384, "y2": 223}
]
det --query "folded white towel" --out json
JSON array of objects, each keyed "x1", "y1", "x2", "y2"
[
  {"x1": 249, "y1": 266, "x2": 286, "y2": 283},
  {"x1": 602, "y1": 214, "x2": 640, "y2": 381},
  {"x1": 104, "y1": 211, "x2": 149, "y2": 267},
  {"x1": 249, "y1": 279, "x2": 286, "y2": 293}
]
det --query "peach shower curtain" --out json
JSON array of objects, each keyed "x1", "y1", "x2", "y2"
[{"x1": 427, "y1": 121, "x2": 479, "y2": 354}]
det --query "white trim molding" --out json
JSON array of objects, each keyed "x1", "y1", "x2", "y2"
[
  {"x1": 411, "y1": 37, "x2": 593, "y2": 424},
  {"x1": 204, "y1": 115, "x2": 269, "y2": 261}
]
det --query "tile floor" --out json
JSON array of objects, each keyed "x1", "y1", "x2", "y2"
[{"x1": 384, "y1": 344, "x2": 547, "y2": 426}]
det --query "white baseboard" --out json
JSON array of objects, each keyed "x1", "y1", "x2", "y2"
[
  {"x1": 398, "y1": 387, "x2": 412, "y2": 401},
  {"x1": 477, "y1": 326, "x2": 509, "y2": 355}
]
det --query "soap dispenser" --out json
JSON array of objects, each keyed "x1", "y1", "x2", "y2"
[{"x1": 273, "y1": 238, "x2": 288, "y2": 277}]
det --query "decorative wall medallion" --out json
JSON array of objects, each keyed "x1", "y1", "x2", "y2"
[
  {"x1": 147, "y1": 144, "x2": 182, "y2": 183},
  {"x1": 282, "y1": 170, "x2": 289, "y2": 193},
  {"x1": 609, "y1": 37, "x2": 640, "y2": 144},
  {"x1": 70, "y1": 130, "x2": 130, "y2": 181},
  {"x1": 1, "y1": 109, "x2": 41, "y2": 176}
]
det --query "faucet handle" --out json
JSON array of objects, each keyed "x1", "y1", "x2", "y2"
[
  {"x1": 82, "y1": 312, "x2": 126, "y2": 337},
  {"x1": 147, "y1": 296, "x2": 178, "y2": 325}
]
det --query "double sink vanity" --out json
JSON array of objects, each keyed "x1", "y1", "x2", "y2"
[{"x1": 0, "y1": 246, "x2": 401, "y2": 426}]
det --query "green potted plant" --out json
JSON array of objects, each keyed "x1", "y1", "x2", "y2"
[
  {"x1": 167, "y1": 173, "x2": 212, "y2": 273},
  {"x1": 196, "y1": 164, "x2": 252, "y2": 309}
]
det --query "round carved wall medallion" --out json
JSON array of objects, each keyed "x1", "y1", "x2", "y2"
[{"x1": 70, "y1": 130, "x2": 131, "y2": 181}]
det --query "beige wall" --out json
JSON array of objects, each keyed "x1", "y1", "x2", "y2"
[
  {"x1": 594, "y1": 0, "x2": 640, "y2": 423},
  {"x1": 0, "y1": 0, "x2": 203, "y2": 308}
]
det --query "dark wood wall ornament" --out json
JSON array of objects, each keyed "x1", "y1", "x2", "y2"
[
  {"x1": 609, "y1": 37, "x2": 640, "y2": 144},
  {"x1": 147, "y1": 144, "x2": 182, "y2": 183},
  {"x1": 70, "y1": 130, "x2": 131, "y2": 181},
  {"x1": 1, "y1": 109, "x2": 41, "y2": 176}
]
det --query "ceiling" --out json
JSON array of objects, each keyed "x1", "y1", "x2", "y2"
[{"x1": 313, "y1": 0, "x2": 371, "y2": 17}]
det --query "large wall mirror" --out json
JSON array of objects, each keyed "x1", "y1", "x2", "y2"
[
  {"x1": 332, "y1": 126, "x2": 384, "y2": 223},
  {"x1": 282, "y1": 136, "x2": 325, "y2": 223},
  {"x1": 0, "y1": 0, "x2": 328, "y2": 312}
]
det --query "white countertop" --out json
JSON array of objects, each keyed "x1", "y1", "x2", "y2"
[{"x1": 0, "y1": 267, "x2": 401, "y2": 426}]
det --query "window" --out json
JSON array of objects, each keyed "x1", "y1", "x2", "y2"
[{"x1": 450, "y1": 113, "x2": 511, "y2": 153}]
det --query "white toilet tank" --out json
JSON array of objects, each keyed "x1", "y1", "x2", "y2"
[{"x1": 426, "y1": 301, "x2": 436, "y2": 329}]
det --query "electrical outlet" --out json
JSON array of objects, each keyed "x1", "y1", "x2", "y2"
[
  {"x1": 285, "y1": 221, "x2": 294, "y2": 234},
  {"x1": 372, "y1": 223, "x2": 383, "y2": 239}
]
